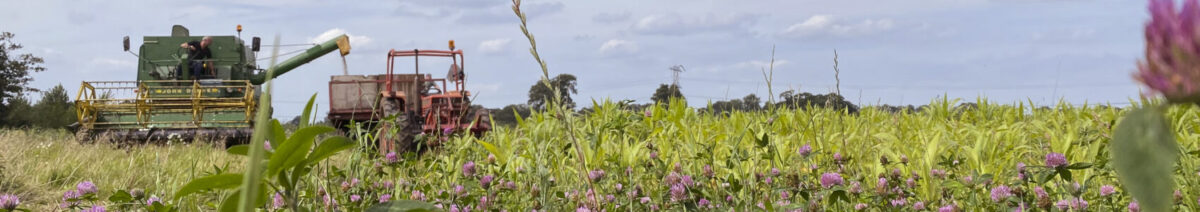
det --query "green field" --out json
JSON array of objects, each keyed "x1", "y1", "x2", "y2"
[{"x1": 3, "y1": 99, "x2": 1198, "y2": 211}]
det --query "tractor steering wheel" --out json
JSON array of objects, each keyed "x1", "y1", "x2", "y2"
[{"x1": 172, "y1": 47, "x2": 193, "y2": 67}]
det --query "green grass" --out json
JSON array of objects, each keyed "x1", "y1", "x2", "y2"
[
  {"x1": 0, "y1": 128, "x2": 241, "y2": 211},
  {"x1": 3, "y1": 99, "x2": 1200, "y2": 211}
]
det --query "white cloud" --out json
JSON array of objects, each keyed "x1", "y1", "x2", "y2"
[
  {"x1": 456, "y1": 2, "x2": 564, "y2": 25},
  {"x1": 736, "y1": 60, "x2": 790, "y2": 70},
  {"x1": 523, "y1": 2, "x2": 566, "y2": 17},
  {"x1": 471, "y1": 82, "x2": 502, "y2": 94},
  {"x1": 781, "y1": 15, "x2": 896, "y2": 38},
  {"x1": 599, "y1": 39, "x2": 638, "y2": 54},
  {"x1": 171, "y1": 5, "x2": 219, "y2": 21},
  {"x1": 42, "y1": 48, "x2": 59, "y2": 55},
  {"x1": 573, "y1": 34, "x2": 596, "y2": 41},
  {"x1": 911, "y1": 22, "x2": 958, "y2": 38},
  {"x1": 412, "y1": 0, "x2": 508, "y2": 9},
  {"x1": 631, "y1": 13, "x2": 758, "y2": 35},
  {"x1": 477, "y1": 39, "x2": 512, "y2": 54},
  {"x1": 935, "y1": 29, "x2": 959, "y2": 38},
  {"x1": 5, "y1": 0, "x2": 1146, "y2": 113},
  {"x1": 699, "y1": 60, "x2": 791, "y2": 73},
  {"x1": 221, "y1": 0, "x2": 324, "y2": 7},
  {"x1": 90, "y1": 57, "x2": 135, "y2": 69},
  {"x1": 310, "y1": 28, "x2": 372, "y2": 48},
  {"x1": 395, "y1": 3, "x2": 453, "y2": 18},
  {"x1": 593, "y1": 11, "x2": 632, "y2": 24},
  {"x1": 797, "y1": 15, "x2": 834, "y2": 29},
  {"x1": 1031, "y1": 28, "x2": 1096, "y2": 41},
  {"x1": 67, "y1": 11, "x2": 95, "y2": 25}
]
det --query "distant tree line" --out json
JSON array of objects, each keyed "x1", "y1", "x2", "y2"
[
  {"x1": 471, "y1": 65, "x2": 1062, "y2": 128},
  {"x1": 3, "y1": 85, "x2": 76, "y2": 128},
  {"x1": 483, "y1": 72, "x2": 872, "y2": 126},
  {"x1": 0, "y1": 32, "x2": 76, "y2": 129},
  {"x1": 697, "y1": 91, "x2": 858, "y2": 115}
]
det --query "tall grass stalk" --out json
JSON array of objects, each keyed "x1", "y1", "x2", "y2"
[
  {"x1": 236, "y1": 35, "x2": 280, "y2": 212},
  {"x1": 831, "y1": 50, "x2": 848, "y2": 148},
  {"x1": 761, "y1": 45, "x2": 776, "y2": 107},
  {"x1": 511, "y1": 0, "x2": 600, "y2": 208}
]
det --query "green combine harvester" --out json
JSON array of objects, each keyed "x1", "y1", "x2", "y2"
[{"x1": 73, "y1": 25, "x2": 350, "y2": 143}]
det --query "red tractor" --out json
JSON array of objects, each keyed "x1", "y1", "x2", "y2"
[{"x1": 327, "y1": 40, "x2": 490, "y2": 153}]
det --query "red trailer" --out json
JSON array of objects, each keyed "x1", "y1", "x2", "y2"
[{"x1": 327, "y1": 41, "x2": 490, "y2": 153}]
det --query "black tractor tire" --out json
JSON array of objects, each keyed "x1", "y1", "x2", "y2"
[{"x1": 378, "y1": 98, "x2": 424, "y2": 154}]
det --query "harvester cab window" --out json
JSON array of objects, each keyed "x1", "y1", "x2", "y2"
[
  {"x1": 184, "y1": 40, "x2": 213, "y2": 60},
  {"x1": 178, "y1": 37, "x2": 216, "y2": 80}
]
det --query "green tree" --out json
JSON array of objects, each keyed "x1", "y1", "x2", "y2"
[
  {"x1": 705, "y1": 94, "x2": 761, "y2": 115},
  {"x1": 774, "y1": 90, "x2": 858, "y2": 113},
  {"x1": 527, "y1": 74, "x2": 578, "y2": 110},
  {"x1": 489, "y1": 104, "x2": 532, "y2": 126},
  {"x1": 651, "y1": 84, "x2": 685, "y2": 106},
  {"x1": 0, "y1": 32, "x2": 47, "y2": 126},
  {"x1": 740, "y1": 94, "x2": 761, "y2": 111},
  {"x1": 2, "y1": 94, "x2": 33, "y2": 127},
  {"x1": 32, "y1": 84, "x2": 75, "y2": 128},
  {"x1": 873, "y1": 104, "x2": 919, "y2": 114},
  {"x1": 617, "y1": 99, "x2": 652, "y2": 112}
]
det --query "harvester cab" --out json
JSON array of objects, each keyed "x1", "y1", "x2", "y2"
[
  {"x1": 327, "y1": 40, "x2": 491, "y2": 153},
  {"x1": 74, "y1": 25, "x2": 351, "y2": 143}
]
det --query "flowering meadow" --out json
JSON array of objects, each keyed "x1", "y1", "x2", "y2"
[
  {"x1": 3, "y1": 99, "x2": 1200, "y2": 211},
  {"x1": 8, "y1": 0, "x2": 1200, "y2": 211}
]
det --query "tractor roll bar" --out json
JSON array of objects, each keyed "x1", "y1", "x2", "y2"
[{"x1": 385, "y1": 49, "x2": 466, "y2": 93}]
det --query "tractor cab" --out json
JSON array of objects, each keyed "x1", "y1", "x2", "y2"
[{"x1": 326, "y1": 40, "x2": 490, "y2": 153}]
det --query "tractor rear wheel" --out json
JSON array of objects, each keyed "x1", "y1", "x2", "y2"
[
  {"x1": 469, "y1": 108, "x2": 492, "y2": 137},
  {"x1": 378, "y1": 98, "x2": 423, "y2": 154}
]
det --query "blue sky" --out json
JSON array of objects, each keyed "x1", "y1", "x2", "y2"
[{"x1": 5, "y1": 0, "x2": 1148, "y2": 119}]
